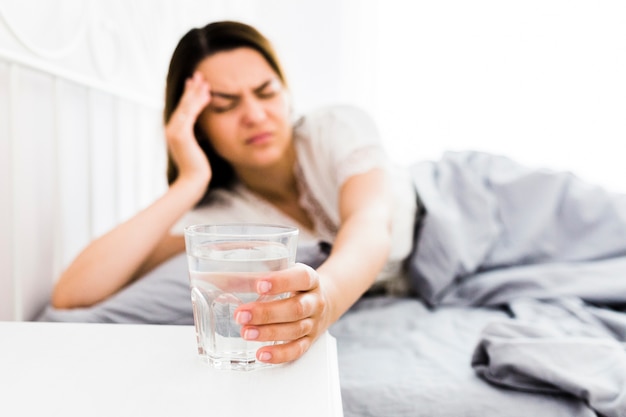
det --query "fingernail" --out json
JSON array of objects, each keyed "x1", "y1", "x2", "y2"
[
  {"x1": 243, "y1": 328, "x2": 259, "y2": 340},
  {"x1": 235, "y1": 311, "x2": 251, "y2": 324},
  {"x1": 258, "y1": 351, "x2": 272, "y2": 362},
  {"x1": 257, "y1": 281, "x2": 272, "y2": 294}
]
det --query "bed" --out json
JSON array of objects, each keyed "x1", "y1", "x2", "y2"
[
  {"x1": 38, "y1": 152, "x2": 626, "y2": 416},
  {"x1": 332, "y1": 297, "x2": 603, "y2": 417}
]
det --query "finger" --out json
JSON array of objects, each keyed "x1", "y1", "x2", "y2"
[
  {"x1": 235, "y1": 291, "x2": 321, "y2": 325},
  {"x1": 255, "y1": 263, "x2": 318, "y2": 296},
  {"x1": 241, "y1": 318, "x2": 314, "y2": 343},
  {"x1": 176, "y1": 73, "x2": 211, "y2": 118},
  {"x1": 256, "y1": 337, "x2": 312, "y2": 364}
]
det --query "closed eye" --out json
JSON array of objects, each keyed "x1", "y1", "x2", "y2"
[
  {"x1": 207, "y1": 78, "x2": 281, "y2": 112},
  {"x1": 254, "y1": 78, "x2": 281, "y2": 99},
  {"x1": 208, "y1": 97, "x2": 239, "y2": 113},
  {"x1": 256, "y1": 90, "x2": 277, "y2": 99}
]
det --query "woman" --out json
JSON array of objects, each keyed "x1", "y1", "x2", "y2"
[{"x1": 50, "y1": 21, "x2": 419, "y2": 365}]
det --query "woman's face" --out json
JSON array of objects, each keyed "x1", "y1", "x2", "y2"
[{"x1": 195, "y1": 47, "x2": 292, "y2": 172}]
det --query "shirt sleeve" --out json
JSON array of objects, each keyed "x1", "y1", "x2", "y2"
[
  {"x1": 296, "y1": 105, "x2": 389, "y2": 187},
  {"x1": 292, "y1": 105, "x2": 417, "y2": 288}
]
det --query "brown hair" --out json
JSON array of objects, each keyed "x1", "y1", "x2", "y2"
[{"x1": 164, "y1": 21, "x2": 288, "y2": 204}]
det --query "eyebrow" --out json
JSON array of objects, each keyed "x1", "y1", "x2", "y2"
[{"x1": 210, "y1": 79, "x2": 276, "y2": 100}]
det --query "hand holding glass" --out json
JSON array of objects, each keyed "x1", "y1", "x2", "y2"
[{"x1": 184, "y1": 224, "x2": 298, "y2": 371}]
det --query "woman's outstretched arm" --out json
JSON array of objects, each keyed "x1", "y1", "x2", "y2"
[{"x1": 235, "y1": 167, "x2": 393, "y2": 364}]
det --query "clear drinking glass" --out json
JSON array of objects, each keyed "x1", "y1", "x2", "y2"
[{"x1": 184, "y1": 223, "x2": 299, "y2": 371}]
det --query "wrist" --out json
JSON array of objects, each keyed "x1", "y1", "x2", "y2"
[
  {"x1": 317, "y1": 273, "x2": 341, "y2": 328},
  {"x1": 170, "y1": 175, "x2": 208, "y2": 205}
]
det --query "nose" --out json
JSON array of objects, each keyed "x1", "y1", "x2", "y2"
[{"x1": 241, "y1": 96, "x2": 267, "y2": 125}]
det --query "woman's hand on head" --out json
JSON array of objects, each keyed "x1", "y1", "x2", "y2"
[
  {"x1": 165, "y1": 72, "x2": 212, "y2": 189},
  {"x1": 234, "y1": 264, "x2": 334, "y2": 364}
]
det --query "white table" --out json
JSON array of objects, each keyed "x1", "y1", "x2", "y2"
[{"x1": 0, "y1": 322, "x2": 343, "y2": 417}]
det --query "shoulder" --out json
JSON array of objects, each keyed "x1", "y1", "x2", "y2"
[
  {"x1": 295, "y1": 104, "x2": 377, "y2": 133},
  {"x1": 293, "y1": 105, "x2": 388, "y2": 188},
  {"x1": 294, "y1": 104, "x2": 381, "y2": 152}
]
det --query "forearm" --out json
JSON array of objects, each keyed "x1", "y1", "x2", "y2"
[
  {"x1": 51, "y1": 179, "x2": 203, "y2": 309},
  {"x1": 233, "y1": 166, "x2": 393, "y2": 365},
  {"x1": 316, "y1": 209, "x2": 392, "y2": 326}
]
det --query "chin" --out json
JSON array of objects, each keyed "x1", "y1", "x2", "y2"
[{"x1": 251, "y1": 148, "x2": 290, "y2": 167}]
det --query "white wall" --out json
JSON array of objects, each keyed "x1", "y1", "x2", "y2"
[
  {"x1": 374, "y1": 0, "x2": 626, "y2": 193},
  {"x1": 1, "y1": 0, "x2": 624, "y2": 320},
  {"x1": 0, "y1": 0, "x2": 184, "y2": 320}
]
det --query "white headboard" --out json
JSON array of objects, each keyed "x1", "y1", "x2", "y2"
[{"x1": 0, "y1": 1, "x2": 213, "y2": 320}]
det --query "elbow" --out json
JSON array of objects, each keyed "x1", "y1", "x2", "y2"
[
  {"x1": 364, "y1": 208, "x2": 393, "y2": 260},
  {"x1": 51, "y1": 283, "x2": 87, "y2": 310},
  {"x1": 51, "y1": 287, "x2": 72, "y2": 310},
  {"x1": 379, "y1": 207, "x2": 394, "y2": 249},
  {"x1": 381, "y1": 225, "x2": 393, "y2": 259}
]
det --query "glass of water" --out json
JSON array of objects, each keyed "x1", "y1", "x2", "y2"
[{"x1": 184, "y1": 223, "x2": 299, "y2": 371}]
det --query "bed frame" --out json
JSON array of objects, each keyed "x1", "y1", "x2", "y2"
[{"x1": 0, "y1": 2, "x2": 168, "y2": 321}]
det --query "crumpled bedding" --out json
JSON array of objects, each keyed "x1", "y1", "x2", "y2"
[
  {"x1": 472, "y1": 298, "x2": 626, "y2": 416},
  {"x1": 331, "y1": 297, "x2": 599, "y2": 417},
  {"x1": 401, "y1": 151, "x2": 626, "y2": 416}
]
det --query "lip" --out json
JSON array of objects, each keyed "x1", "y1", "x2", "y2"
[{"x1": 245, "y1": 131, "x2": 273, "y2": 145}]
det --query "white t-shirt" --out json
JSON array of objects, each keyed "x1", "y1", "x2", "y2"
[{"x1": 172, "y1": 105, "x2": 418, "y2": 290}]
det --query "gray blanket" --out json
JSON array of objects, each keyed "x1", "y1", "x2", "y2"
[
  {"x1": 406, "y1": 151, "x2": 626, "y2": 417},
  {"x1": 331, "y1": 297, "x2": 599, "y2": 417}
]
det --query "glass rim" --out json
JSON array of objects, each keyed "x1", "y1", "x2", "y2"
[{"x1": 184, "y1": 223, "x2": 299, "y2": 238}]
